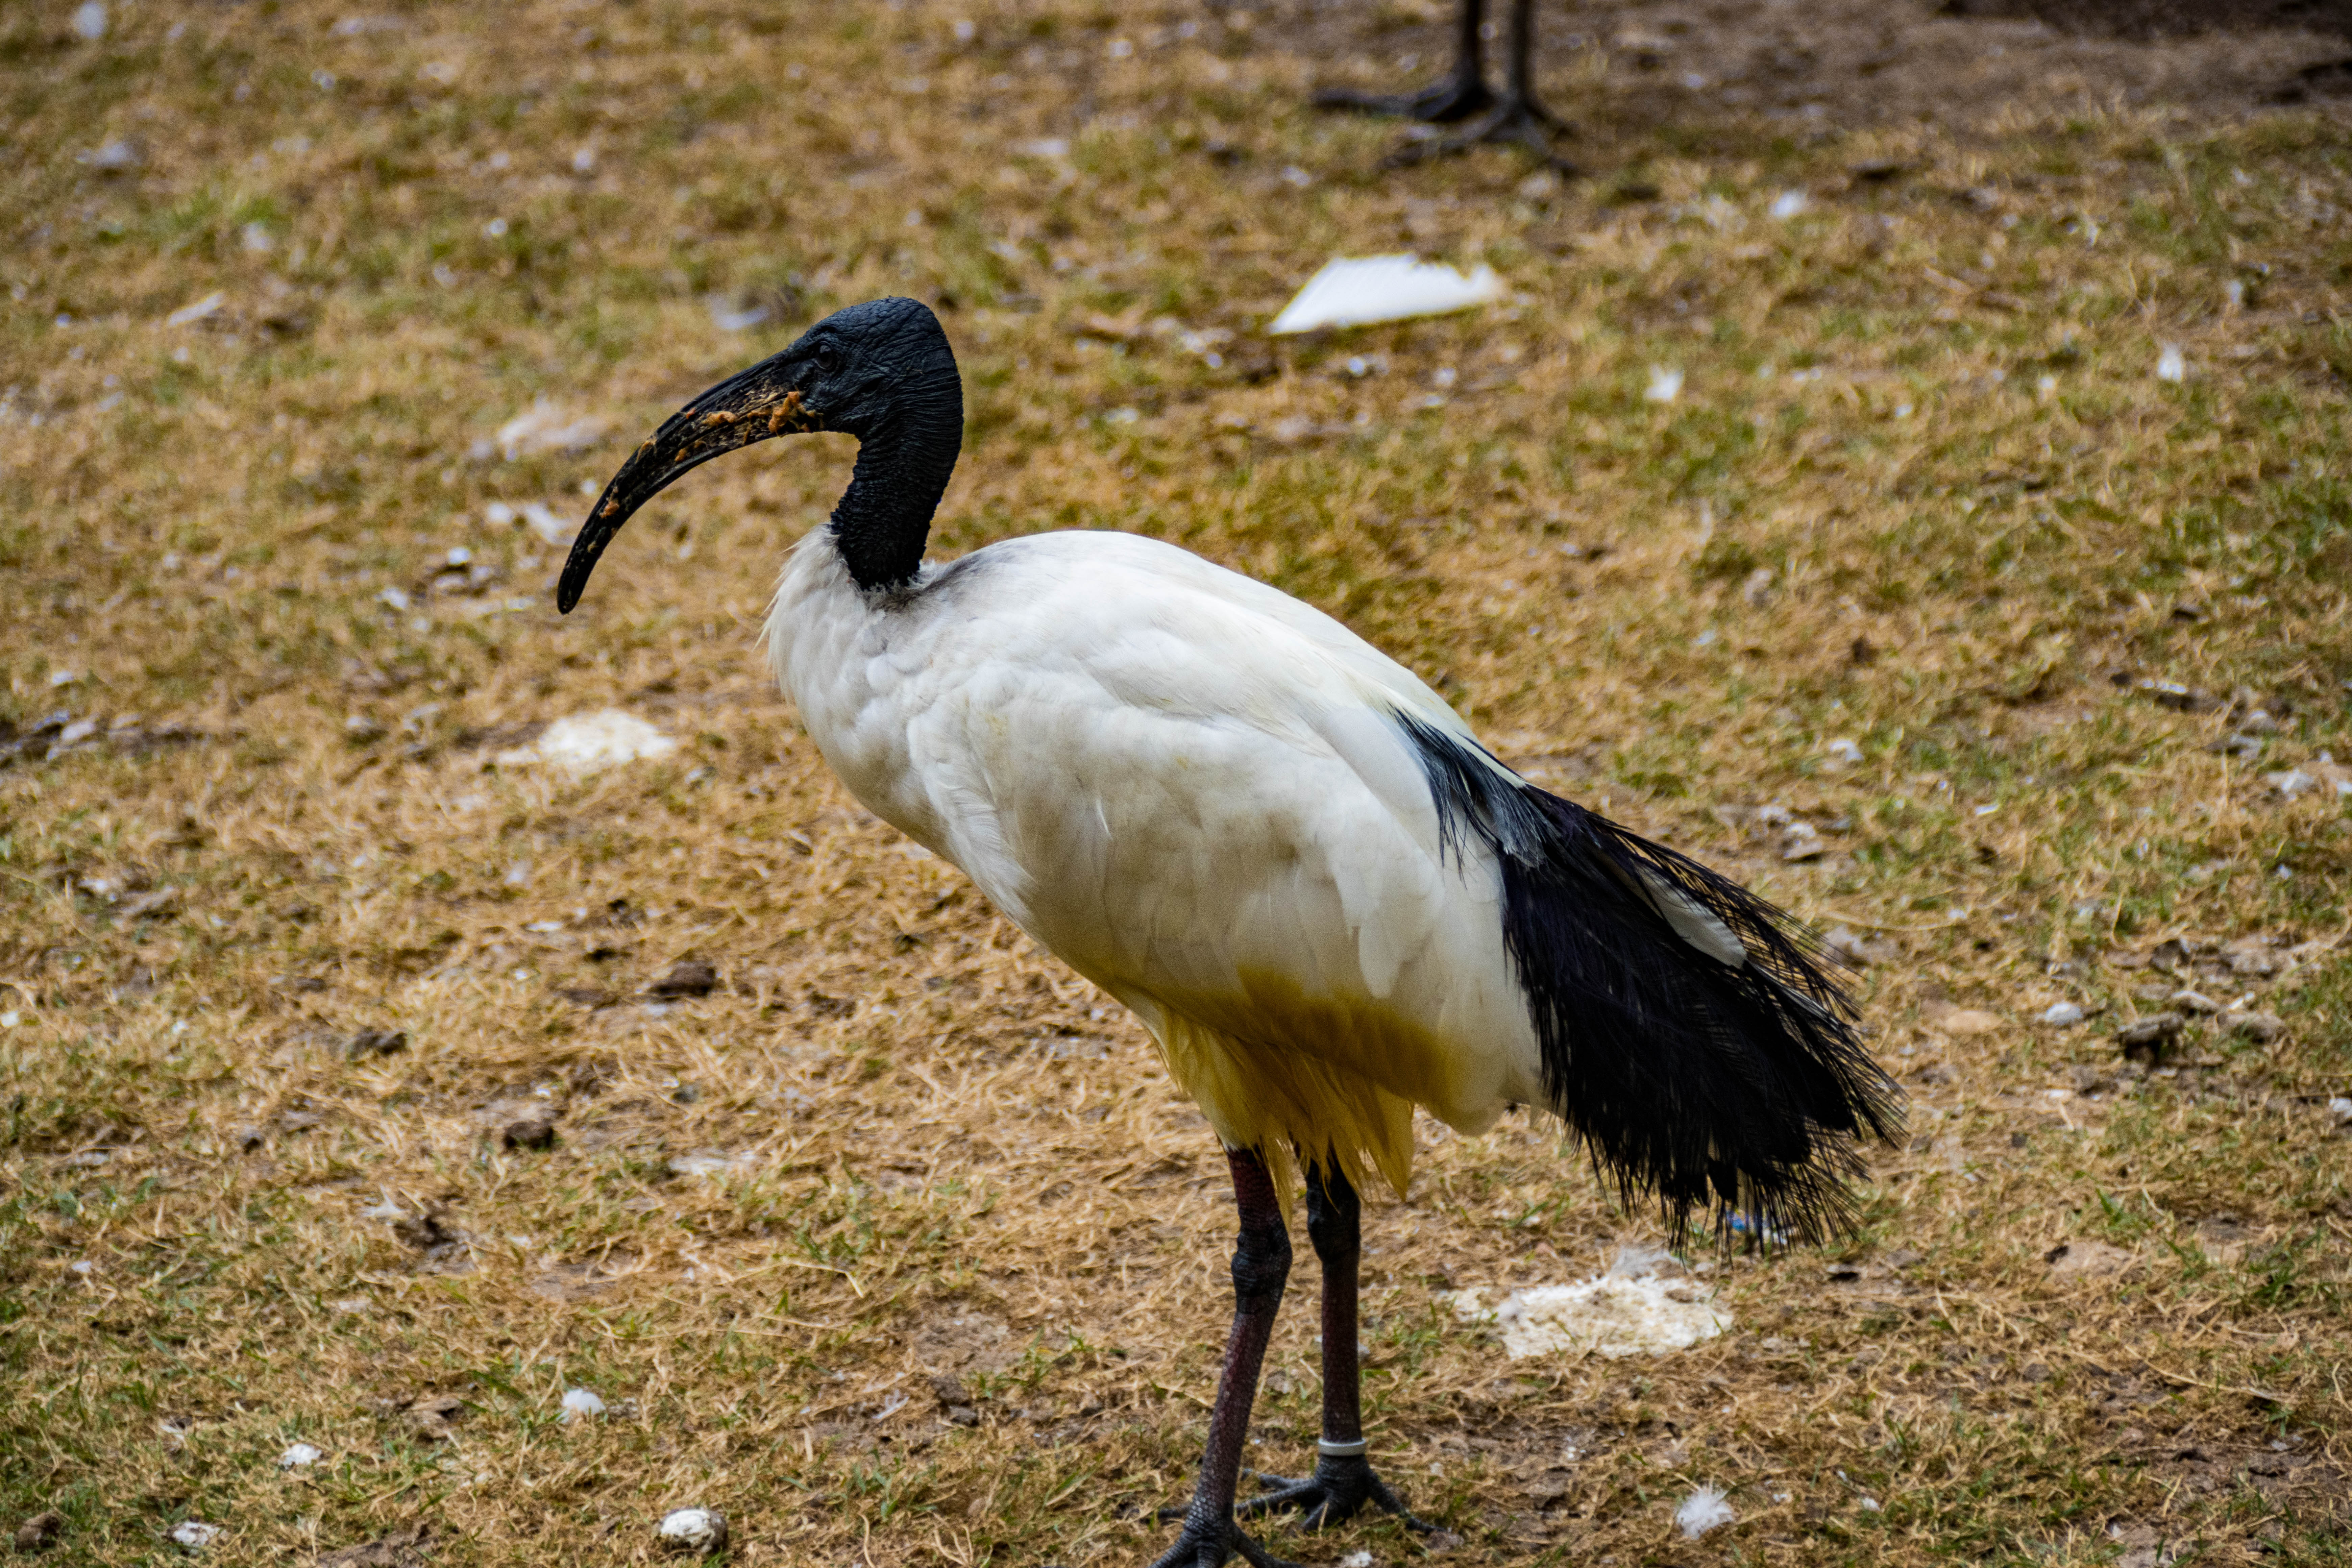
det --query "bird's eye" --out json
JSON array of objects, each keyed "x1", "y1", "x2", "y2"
[{"x1": 813, "y1": 343, "x2": 843, "y2": 376}]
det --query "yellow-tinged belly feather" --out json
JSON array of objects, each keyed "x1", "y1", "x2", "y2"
[{"x1": 1140, "y1": 968, "x2": 1484, "y2": 1204}]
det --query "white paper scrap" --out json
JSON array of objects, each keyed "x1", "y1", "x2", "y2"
[{"x1": 1268, "y1": 255, "x2": 1503, "y2": 335}]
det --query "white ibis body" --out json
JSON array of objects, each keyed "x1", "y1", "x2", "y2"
[{"x1": 559, "y1": 298, "x2": 1898, "y2": 1568}]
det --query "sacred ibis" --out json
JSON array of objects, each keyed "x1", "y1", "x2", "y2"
[
  {"x1": 558, "y1": 297, "x2": 1899, "y2": 1568},
  {"x1": 1317, "y1": 0, "x2": 1572, "y2": 170}
]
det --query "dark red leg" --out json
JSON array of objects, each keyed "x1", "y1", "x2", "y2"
[
  {"x1": 1234, "y1": 1162, "x2": 1435, "y2": 1532},
  {"x1": 1148, "y1": 1147, "x2": 1300, "y2": 1568},
  {"x1": 1314, "y1": 0, "x2": 1496, "y2": 123}
]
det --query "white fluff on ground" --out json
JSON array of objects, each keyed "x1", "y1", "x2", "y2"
[
  {"x1": 485, "y1": 498, "x2": 575, "y2": 547},
  {"x1": 1442, "y1": 1246, "x2": 1732, "y2": 1360},
  {"x1": 495, "y1": 398, "x2": 610, "y2": 460},
  {"x1": 657, "y1": 1508, "x2": 727, "y2": 1553},
  {"x1": 1676, "y1": 1485, "x2": 1737, "y2": 1538},
  {"x1": 497, "y1": 711, "x2": 677, "y2": 775}
]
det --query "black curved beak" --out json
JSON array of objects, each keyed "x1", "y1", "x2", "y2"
[{"x1": 556, "y1": 355, "x2": 823, "y2": 613}]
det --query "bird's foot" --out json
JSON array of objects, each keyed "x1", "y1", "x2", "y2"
[
  {"x1": 1235, "y1": 1452, "x2": 1437, "y2": 1533},
  {"x1": 1313, "y1": 74, "x2": 1496, "y2": 124},
  {"x1": 1145, "y1": 1516, "x2": 1303, "y2": 1568},
  {"x1": 1384, "y1": 95, "x2": 1575, "y2": 172}
]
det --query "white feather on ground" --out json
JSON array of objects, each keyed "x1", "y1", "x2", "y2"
[
  {"x1": 1442, "y1": 1245, "x2": 1732, "y2": 1360},
  {"x1": 1676, "y1": 1485, "x2": 1737, "y2": 1539}
]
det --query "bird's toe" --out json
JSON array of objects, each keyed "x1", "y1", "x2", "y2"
[
  {"x1": 1144, "y1": 1519, "x2": 1304, "y2": 1568},
  {"x1": 1313, "y1": 76, "x2": 1496, "y2": 124},
  {"x1": 1231, "y1": 1472, "x2": 1317, "y2": 1519},
  {"x1": 1230, "y1": 1454, "x2": 1435, "y2": 1534},
  {"x1": 1380, "y1": 99, "x2": 1577, "y2": 174},
  {"x1": 1226, "y1": 1525, "x2": 1305, "y2": 1568}
]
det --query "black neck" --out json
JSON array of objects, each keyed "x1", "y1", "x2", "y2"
[{"x1": 830, "y1": 372, "x2": 962, "y2": 591}]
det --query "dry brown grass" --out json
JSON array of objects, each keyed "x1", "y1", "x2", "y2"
[{"x1": 4, "y1": 2, "x2": 2352, "y2": 1564}]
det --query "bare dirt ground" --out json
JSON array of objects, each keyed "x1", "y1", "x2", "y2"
[
  {"x1": 1290, "y1": 0, "x2": 2350, "y2": 136},
  {"x1": 3, "y1": 1, "x2": 2350, "y2": 1565}
]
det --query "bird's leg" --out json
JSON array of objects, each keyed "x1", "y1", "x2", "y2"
[
  {"x1": 1498, "y1": 0, "x2": 1567, "y2": 132},
  {"x1": 1384, "y1": 0, "x2": 1575, "y2": 172},
  {"x1": 1234, "y1": 1162, "x2": 1437, "y2": 1533},
  {"x1": 1313, "y1": 0, "x2": 1495, "y2": 123},
  {"x1": 1148, "y1": 1147, "x2": 1301, "y2": 1568}
]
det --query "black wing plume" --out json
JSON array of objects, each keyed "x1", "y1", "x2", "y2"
[{"x1": 1397, "y1": 714, "x2": 1903, "y2": 1246}]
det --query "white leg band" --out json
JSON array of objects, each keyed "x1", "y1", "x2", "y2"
[{"x1": 1317, "y1": 1437, "x2": 1369, "y2": 1458}]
